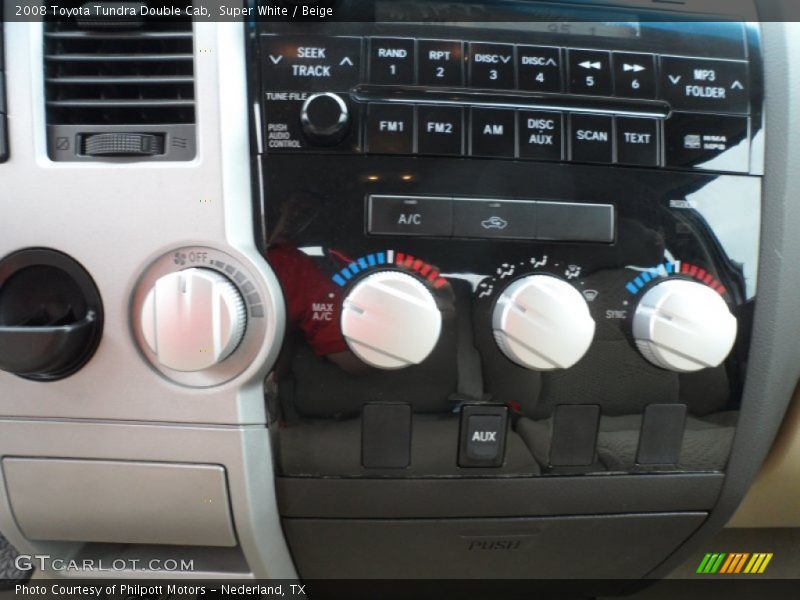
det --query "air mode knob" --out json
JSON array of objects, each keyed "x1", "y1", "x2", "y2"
[
  {"x1": 300, "y1": 92, "x2": 350, "y2": 145},
  {"x1": 341, "y1": 271, "x2": 442, "y2": 370},
  {"x1": 140, "y1": 268, "x2": 246, "y2": 372},
  {"x1": 633, "y1": 279, "x2": 737, "y2": 372},
  {"x1": 492, "y1": 275, "x2": 596, "y2": 371}
]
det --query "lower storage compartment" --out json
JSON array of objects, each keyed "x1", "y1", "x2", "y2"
[
  {"x1": 3, "y1": 458, "x2": 237, "y2": 547},
  {"x1": 282, "y1": 512, "x2": 706, "y2": 579}
]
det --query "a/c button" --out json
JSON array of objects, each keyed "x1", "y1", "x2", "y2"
[{"x1": 368, "y1": 195, "x2": 453, "y2": 237}]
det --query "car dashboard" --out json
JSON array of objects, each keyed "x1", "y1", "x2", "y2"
[{"x1": 0, "y1": 0, "x2": 799, "y2": 594}]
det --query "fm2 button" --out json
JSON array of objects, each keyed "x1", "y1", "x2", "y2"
[
  {"x1": 368, "y1": 195, "x2": 453, "y2": 237},
  {"x1": 459, "y1": 405, "x2": 508, "y2": 468}
]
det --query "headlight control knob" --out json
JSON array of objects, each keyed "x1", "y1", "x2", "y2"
[
  {"x1": 633, "y1": 279, "x2": 737, "y2": 372},
  {"x1": 492, "y1": 275, "x2": 596, "y2": 371},
  {"x1": 341, "y1": 271, "x2": 442, "y2": 370},
  {"x1": 300, "y1": 92, "x2": 350, "y2": 145},
  {"x1": 140, "y1": 268, "x2": 246, "y2": 372}
]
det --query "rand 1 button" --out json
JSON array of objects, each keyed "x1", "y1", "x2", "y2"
[
  {"x1": 519, "y1": 111, "x2": 563, "y2": 161},
  {"x1": 418, "y1": 39, "x2": 464, "y2": 86},
  {"x1": 613, "y1": 52, "x2": 656, "y2": 98},
  {"x1": 568, "y1": 49, "x2": 612, "y2": 96},
  {"x1": 260, "y1": 35, "x2": 362, "y2": 92},
  {"x1": 664, "y1": 112, "x2": 749, "y2": 173},
  {"x1": 452, "y1": 198, "x2": 536, "y2": 240},
  {"x1": 366, "y1": 103, "x2": 415, "y2": 154},
  {"x1": 569, "y1": 114, "x2": 614, "y2": 164},
  {"x1": 535, "y1": 201, "x2": 615, "y2": 243},
  {"x1": 369, "y1": 37, "x2": 415, "y2": 85},
  {"x1": 469, "y1": 42, "x2": 515, "y2": 89},
  {"x1": 417, "y1": 105, "x2": 464, "y2": 156},
  {"x1": 660, "y1": 56, "x2": 748, "y2": 114},
  {"x1": 470, "y1": 108, "x2": 516, "y2": 158},
  {"x1": 517, "y1": 45, "x2": 562, "y2": 92},
  {"x1": 367, "y1": 195, "x2": 453, "y2": 237},
  {"x1": 616, "y1": 117, "x2": 660, "y2": 166}
]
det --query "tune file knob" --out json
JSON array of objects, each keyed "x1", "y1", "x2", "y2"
[
  {"x1": 341, "y1": 271, "x2": 442, "y2": 370},
  {"x1": 492, "y1": 275, "x2": 596, "y2": 370},
  {"x1": 300, "y1": 92, "x2": 350, "y2": 145},
  {"x1": 140, "y1": 268, "x2": 246, "y2": 372},
  {"x1": 633, "y1": 279, "x2": 737, "y2": 372}
]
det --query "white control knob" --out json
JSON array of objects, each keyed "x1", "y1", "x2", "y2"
[
  {"x1": 633, "y1": 279, "x2": 737, "y2": 372},
  {"x1": 492, "y1": 275, "x2": 596, "y2": 371},
  {"x1": 341, "y1": 271, "x2": 442, "y2": 370},
  {"x1": 140, "y1": 268, "x2": 246, "y2": 372}
]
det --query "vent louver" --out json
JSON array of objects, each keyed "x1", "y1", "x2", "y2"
[{"x1": 44, "y1": 2, "x2": 196, "y2": 160}]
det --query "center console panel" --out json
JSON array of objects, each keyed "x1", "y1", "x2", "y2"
[{"x1": 252, "y1": 1, "x2": 763, "y2": 583}]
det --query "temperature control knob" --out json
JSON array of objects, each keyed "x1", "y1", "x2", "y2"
[
  {"x1": 300, "y1": 92, "x2": 350, "y2": 145},
  {"x1": 633, "y1": 279, "x2": 737, "y2": 372},
  {"x1": 492, "y1": 275, "x2": 596, "y2": 371},
  {"x1": 140, "y1": 268, "x2": 246, "y2": 372},
  {"x1": 341, "y1": 271, "x2": 441, "y2": 370}
]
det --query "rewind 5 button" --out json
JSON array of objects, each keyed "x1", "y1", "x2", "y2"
[{"x1": 568, "y1": 49, "x2": 612, "y2": 95}]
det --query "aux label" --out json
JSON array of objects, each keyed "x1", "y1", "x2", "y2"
[{"x1": 472, "y1": 431, "x2": 497, "y2": 442}]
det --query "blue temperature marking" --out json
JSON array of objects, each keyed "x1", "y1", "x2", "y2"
[
  {"x1": 634, "y1": 276, "x2": 645, "y2": 289},
  {"x1": 340, "y1": 268, "x2": 353, "y2": 280},
  {"x1": 348, "y1": 263, "x2": 360, "y2": 276},
  {"x1": 666, "y1": 262, "x2": 675, "y2": 274},
  {"x1": 626, "y1": 283, "x2": 639, "y2": 294},
  {"x1": 367, "y1": 254, "x2": 376, "y2": 267},
  {"x1": 641, "y1": 272, "x2": 653, "y2": 284},
  {"x1": 358, "y1": 257, "x2": 369, "y2": 270},
  {"x1": 333, "y1": 274, "x2": 346, "y2": 287},
  {"x1": 377, "y1": 252, "x2": 386, "y2": 265}
]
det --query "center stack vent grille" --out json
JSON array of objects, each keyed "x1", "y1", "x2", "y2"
[{"x1": 44, "y1": 2, "x2": 196, "y2": 161}]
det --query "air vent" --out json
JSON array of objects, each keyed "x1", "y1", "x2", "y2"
[{"x1": 44, "y1": 2, "x2": 196, "y2": 161}]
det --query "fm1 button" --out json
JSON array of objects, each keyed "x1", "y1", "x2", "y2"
[
  {"x1": 368, "y1": 195, "x2": 453, "y2": 237},
  {"x1": 366, "y1": 103, "x2": 414, "y2": 154},
  {"x1": 459, "y1": 405, "x2": 508, "y2": 468},
  {"x1": 616, "y1": 117, "x2": 660, "y2": 166}
]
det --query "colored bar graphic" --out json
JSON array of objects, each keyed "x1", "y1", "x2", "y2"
[{"x1": 698, "y1": 552, "x2": 773, "y2": 575}]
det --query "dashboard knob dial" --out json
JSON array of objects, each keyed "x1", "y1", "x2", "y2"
[
  {"x1": 300, "y1": 92, "x2": 350, "y2": 145},
  {"x1": 341, "y1": 271, "x2": 442, "y2": 370},
  {"x1": 492, "y1": 275, "x2": 596, "y2": 371},
  {"x1": 140, "y1": 268, "x2": 246, "y2": 372},
  {"x1": 633, "y1": 279, "x2": 737, "y2": 372}
]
